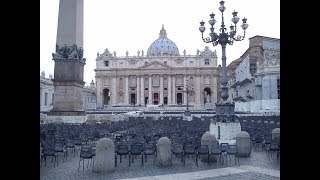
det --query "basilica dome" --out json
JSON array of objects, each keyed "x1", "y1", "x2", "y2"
[{"x1": 147, "y1": 25, "x2": 180, "y2": 56}]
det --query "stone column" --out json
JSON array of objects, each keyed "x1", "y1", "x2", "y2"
[
  {"x1": 49, "y1": 0, "x2": 85, "y2": 115},
  {"x1": 196, "y1": 75, "x2": 201, "y2": 105},
  {"x1": 148, "y1": 75, "x2": 152, "y2": 104},
  {"x1": 125, "y1": 76, "x2": 129, "y2": 105},
  {"x1": 270, "y1": 75, "x2": 278, "y2": 99},
  {"x1": 111, "y1": 76, "x2": 117, "y2": 106},
  {"x1": 96, "y1": 76, "x2": 103, "y2": 108},
  {"x1": 56, "y1": 0, "x2": 84, "y2": 47},
  {"x1": 160, "y1": 75, "x2": 164, "y2": 105},
  {"x1": 141, "y1": 75, "x2": 145, "y2": 105},
  {"x1": 183, "y1": 76, "x2": 187, "y2": 105},
  {"x1": 168, "y1": 75, "x2": 172, "y2": 105},
  {"x1": 40, "y1": 88, "x2": 43, "y2": 108},
  {"x1": 213, "y1": 76, "x2": 218, "y2": 103},
  {"x1": 200, "y1": 75, "x2": 204, "y2": 105},
  {"x1": 172, "y1": 75, "x2": 176, "y2": 105},
  {"x1": 262, "y1": 76, "x2": 271, "y2": 100},
  {"x1": 136, "y1": 76, "x2": 140, "y2": 105}
]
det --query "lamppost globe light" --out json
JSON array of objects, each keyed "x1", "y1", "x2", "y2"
[
  {"x1": 209, "y1": 13, "x2": 216, "y2": 26},
  {"x1": 199, "y1": 21, "x2": 206, "y2": 33},
  {"x1": 241, "y1": 18, "x2": 249, "y2": 30},
  {"x1": 219, "y1": 1, "x2": 226, "y2": 12},
  {"x1": 231, "y1": 11, "x2": 239, "y2": 24}
]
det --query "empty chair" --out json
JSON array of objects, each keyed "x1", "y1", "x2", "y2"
[
  {"x1": 65, "y1": 139, "x2": 76, "y2": 159},
  {"x1": 211, "y1": 144, "x2": 223, "y2": 165},
  {"x1": 183, "y1": 143, "x2": 197, "y2": 166},
  {"x1": 267, "y1": 141, "x2": 280, "y2": 160},
  {"x1": 220, "y1": 143, "x2": 229, "y2": 164},
  {"x1": 54, "y1": 142, "x2": 66, "y2": 166},
  {"x1": 196, "y1": 145, "x2": 210, "y2": 167},
  {"x1": 171, "y1": 143, "x2": 184, "y2": 165},
  {"x1": 253, "y1": 136, "x2": 263, "y2": 151},
  {"x1": 115, "y1": 144, "x2": 130, "y2": 167},
  {"x1": 129, "y1": 143, "x2": 144, "y2": 166},
  {"x1": 226, "y1": 145, "x2": 239, "y2": 166},
  {"x1": 78, "y1": 146, "x2": 94, "y2": 172},
  {"x1": 143, "y1": 143, "x2": 156, "y2": 164},
  {"x1": 41, "y1": 143, "x2": 57, "y2": 167},
  {"x1": 73, "y1": 137, "x2": 83, "y2": 154}
]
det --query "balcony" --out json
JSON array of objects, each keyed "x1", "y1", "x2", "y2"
[
  {"x1": 233, "y1": 96, "x2": 247, "y2": 102},
  {"x1": 237, "y1": 78, "x2": 252, "y2": 86},
  {"x1": 229, "y1": 79, "x2": 240, "y2": 88},
  {"x1": 246, "y1": 91, "x2": 254, "y2": 99}
]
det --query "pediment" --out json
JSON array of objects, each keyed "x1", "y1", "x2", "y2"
[{"x1": 139, "y1": 61, "x2": 171, "y2": 69}]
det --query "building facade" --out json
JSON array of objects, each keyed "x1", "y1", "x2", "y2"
[
  {"x1": 40, "y1": 71, "x2": 96, "y2": 112},
  {"x1": 227, "y1": 35, "x2": 280, "y2": 113},
  {"x1": 95, "y1": 25, "x2": 220, "y2": 110},
  {"x1": 40, "y1": 71, "x2": 54, "y2": 112}
]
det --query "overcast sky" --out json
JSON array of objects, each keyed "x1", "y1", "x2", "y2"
[{"x1": 40, "y1": 0, "x2": 280, "y2": 86}]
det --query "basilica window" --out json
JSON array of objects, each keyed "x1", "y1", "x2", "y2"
[
  {"x1": 145, "y1": 78, "x2": 149, "y2": 86},
  {"x1": 163, "y1": 77, "x2": 168, "y2": 87},
  {"x1": 176, "y1": 76, "x2": 183, "y2": 86},
  {"x1": 153, "y1": 75, "x2": 159, "y2": 86},
  {"x1": 204, "y1": 76, "x2": 210, "y2": 85},
  {"x1": 104, "y1": 60, "x2": 109, "y2": 67},
  {"x1": 129, "y1": 76, "x2": 136, "y2": 87},
  {"x1": 119, "y1": 77, "x2": 124, "y2": 88},
  {"x1": 190, "y1": 77, "x2": 193, "y2": 83},
  {"x1": 104, "y1": 77, "x2": 110, "y2": 85},
  {"x1": 204, "y1": 59, "x2": 210, "y2": 65}
]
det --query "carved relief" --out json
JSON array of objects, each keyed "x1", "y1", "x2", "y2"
[{"x1": 52, "y1": 43, "x2": 85, "y2": 62}]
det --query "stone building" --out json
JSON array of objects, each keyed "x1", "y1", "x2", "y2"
[
  {"x1": 227, "y1": 35, "x2": 280, "y2": 113},
  {"x1": 40, "y1": 71, "x2": 96, "y2": 112},
  {"x1": 95, "y1": 25, "x2": 220, "y2": 110},
  {"x1": 40, "y1": 71, "x2": 54, "y2": 112},
  {"x1": 83, "y1": 80, "x2": 97, "y2": 110}
]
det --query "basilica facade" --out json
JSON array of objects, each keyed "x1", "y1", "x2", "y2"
[{"x1": 95, "y1": 25, "x2": 220, "y2": 110}]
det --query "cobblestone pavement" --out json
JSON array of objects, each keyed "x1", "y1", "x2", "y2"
[{"x1": 40, "y1": 145, "x2": 280, "y2": 180}]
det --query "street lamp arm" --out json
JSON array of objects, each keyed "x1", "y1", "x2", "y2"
[
  {"x1": 201, "y1": 33, "x2": 220, "y2": 46},
  {"x1": 232, "y1": 32, "x2": 246, "y2": 41}
]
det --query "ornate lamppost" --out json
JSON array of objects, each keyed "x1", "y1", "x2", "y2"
[
  {"x1": 184, "y1": 80, "x2": 194, "y2": 116},
  {"x1": 199, "y1": 0, "x2": 248, "y2": 122}
]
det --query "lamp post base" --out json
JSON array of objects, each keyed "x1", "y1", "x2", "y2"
[
  {"x1": 215, "y1": 103, "x2": 237, "y2": 122},
  {"x1": 184, "y1": 110, "x2": 191, "y2": 116}
]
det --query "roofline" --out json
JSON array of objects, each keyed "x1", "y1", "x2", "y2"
[{"x1": 249, "y1": 35, "x2": 280, "y2": 41}]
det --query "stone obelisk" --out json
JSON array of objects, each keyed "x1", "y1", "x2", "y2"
[{"x1": 48, "y1": 0, "x2": 86, "y2": 120}]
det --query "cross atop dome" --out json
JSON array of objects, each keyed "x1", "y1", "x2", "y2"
[{"x1": 159, "y1": 24, "x2": 167, "y2": 38}]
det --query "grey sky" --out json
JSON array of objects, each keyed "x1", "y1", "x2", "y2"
[{"x1": 40, "y1": 0, "x2": 280, "y2": 86}]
